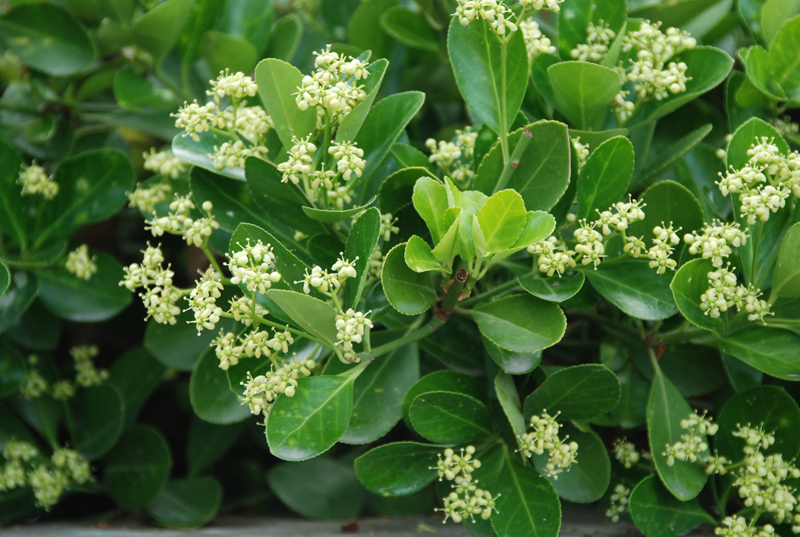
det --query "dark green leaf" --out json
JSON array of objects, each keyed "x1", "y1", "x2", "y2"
[
  {"x1": 726, "y1": 117, "x2": 788, "y2": 169},
  {"x1": 484, "y1": 337, "x2": 542, "y2": 375},
  {"x1": 447, "y1": 18, "x2": 528, "y2": 134},
  {"x1": 231, "y1": 223, "x2": 310, "y2": 295},
  {"x1": 402, "y1": 370, "x2": 485, "y2": 428},
  {"x1": 146, "y1": 477, "x2": 222, "y2": 529},
  {"x1": 145, "y1": 310, "x2": 234, "y2": 371},
  {"x1": 219, "y1": 0, "x2": 273, "y2": 52},
  {"x1": 348, "y1": 0, "x2": 398, "y2": 60},
  {"x1": 670, "y1": 259, "x2": 726, "y2": 333},
  {"x1": 104, "y1": 425, "x2": 173, "y2": 510},
  {"x1": 0, "y1": 340, "x2": 25, "y2": 398},
  {"x1": 381, "y1": 243, "x2": 438, "y2": 316},
  {"x1": 524, "y1": 364, "x2": 621, "y2": 421},
  {"x1": 109, "y1": 347, "x2": 166, "y2": 427},
  {"x1": 337, "y1": 59, "x2": 389, "y2": 143},
  {"x1": 495, "y1": 372, "x2": 526, "y2": 437},
  {"x1": 380, "y1": 6, "x2": 439, "y2": 51},
  {"x1": 302, "y1": 196, "x2": 378, "y2": 223},
  {"x1": 187, "y1": 419, "x2": 245, "y2": 476},
  {"x1": 0, "y1": 272, "x2": 38, "y2": 335},
  {"x1": 343, "y1": 208, "x2": 381, "y2": 308},
  {"x1": 0, "y1": 139, "x2": 26, "y2": 249},
  {"x1": 114, "y1": 67, "x2": 178, "y2": 113},
  {"x1": 173, "y1": 131, "x2": 245, "y2": 181},
  {"x1": 0, "y1": 262, "x2": 8, "y2": 299},
  {"x1": 355, "y1": 442, "x2": 442, "y2": 496},
  {"x1": 629, "y1": 475, "x2": 715, "y2": 537},
  {"x1": 201, "y1": 31, "x2": 258, "y2": 75},
  {"x1": 585, "y1": 260, "x2": 678, "y2": 321},
  {"x1": 70, "y1": 384, "x2": 124, "y2": 460},
  {"x1": 577, "y1": 136, "x2": 634, "y2": 220},
  {"x1": 473, "y1": 294, "x2": 566, "y2": 353},
  {"x1": 266, "y1": 289, "x2": 338, "y2": 347},
  {"x1": 491, "y1": 453, "x2": 561, "y2": 537},
  {"x1": 408, "y1": 391, "x2": 493, "y2": 444},
  {"x1": 519, "y1": 272, "x2": 585, "y2": 303},
  {"x1": 548, "y1": 61, "x2": 621, "y2": 130},
  {"x1": 255, "y1": 58, "x2": 317, "y2": 150},
  {"x1": 265, "y1": 14, "x2": 303, "y2": 62},
  {"x1": 639, "y1": 123, "x2": 713, "y2": 184},
  {"x1": 557, "y1": 0, "x2": 627, "y2": 58},
  {"x1": 189, "y1": 347, "x2": 250, "y2": 425},
  {"x1": 628, "y1": 180, "x2": 705, "y2": 246},
  {"x1": 132, "y1": 0, "x2": 192, "y2": 58},
  {"x1": 710, "y1": 326, "x2": 800, "y2": 381},
  {"x1": 722, "y1": 354, "x2": 763, "y2": 393},
  {"x1": 742, "y1": 46, "x2": 786, "y2": 100}
]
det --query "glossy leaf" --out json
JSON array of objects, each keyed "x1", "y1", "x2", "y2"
[
  {"x1": 639, "y1": 123, "x2": 713, "y2": 185},
  {"x1": 448, "y1": 18, "x2": 528, "y2": 134},
  {"x1": 132, "y1": 0, "x2": 192, "y2": 58},
  {"x1": 473, "y1": 294, "x2": 567, "y2": 353},
  {"x1": 109, "y1": 348, "x2": 166, "y2": 427},
  {"x1": 355, "y1": 442, "x2": 442, "y2": 496},
  {"x1": 576, "y1": 136, "x2": 634, "y2": 220},
  {"x1": 336, "y1": 59, "x2": 389, "y2": 143},
  {"x1": 408, "y1": 391, "x2": 493, "y2": 444},
  {"x1": 412, "y1": 177, "x2": 450, "y2": 243},
  {"x1": 402, "y1": 370, "x2": 485, "y2": 427},
  {"x1": 477, "y1": 190, "x2": 527, "y2": 253},
  {"x1": 628, "y1": 180, "x2": 705, "y2": 246},
  {"x1": 495, "y1": 372, "x2": 526, "y2": 437},
  {"x1": 647, "y1": 362, "x2": 707, "y2": 501},
  {"x1": 0, "y1": 3, "x2": 97, "y2": 76},
  {"x1": 769, "y1": 15, "x2": 800, "y2": 94},
  {"x1": 726, "y1": 117, "x2": 788, "y2": 170},
  {"x1": 36, "y1": 252, "x2": 131, "y2": 322},
  {"x1": 255, "y1": 59, "x2": 317, "y2": 150},
  {"x1": 549, "y1": 61, "x2": 621, "y2": 130},
  {"x1": 484, "y1": 337, "x2": 542, "y2": 375},
  {"x1": 491, "y1": 454, "x2": 561, "y2": 537},
  {"x1": 266, "y1": 289, "x2": 338, "y2": 347},
  {"x1": 69, "y1": 384, "x2": 124, "y2": 460},
  {"x1": 380, "y1": 7, "x2": 438, "y2": 52},
  {"x1": 344, "y1": 208, "x2": 381, "y2": 308},
  {"x1": 585, "y1": 260, "x2": 678, "y2": 321},
  {"x1": 742, "y1": 46, "x2": 786, "y2": 100},
  {"x1": 524, "y1": 364, "x2": 621, "y2": 421},
  {"x1": 189, "y1": 348, "x2": 250, "y2": 425},
  {"x1": 519, "y1": 272, "x2": 585, "y2": 303},
  {"x1": 670, "y1": 259, "x2": 726, "y2": 333},
  {"x1": 630, "y1": 475, "x2": 715, "y2": 537},
  {"x1": 146, "y1": 477, "x2": 222, "y2": 529},
  {"x1": 302, "y1": 196, "x2": 377, "y2": 223},
  {"x1": 772, "y1": 222, "x2": 800, "y2": 299},
  {"x1": 405, "y1": 235, "x2": 446, "y2": 274},
  {"x1": 710, "y1": 327, "x2": 800, "y2": 381},
  {"x1": 474, "y1": 122, "x2": 571, "y2": 212},
  {"x1": 173, "y1": 131, "x2": 245, "y2": 181},
  {"x1": 381, "y1": 243, "x2": 438, "y2": 316},
  {"x1": 104, "y1": 425, "x2": 173, "y2": 510}
]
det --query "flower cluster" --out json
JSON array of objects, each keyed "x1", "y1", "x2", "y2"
[
  {"x1": 433, "y1": 446, "x2": 499, "y2": 524},
  {"x1": 521, "y1": 18, "x2": 556, "y2": 61},
  {"x1": 300, "y1": 253, "x2": 357, "y2": 296},
  {"x1": 20, "y1": 355, "x2": 48, "y2": 399},
  {"x1": 647, "y1": 222, "x2": 681, "y2": 274},
  {"x1": 574, "y1": 220, "x2": 606, "y2": 268},
  {"x1": 0, "y1": 441, "x2": 91, "y2": 510},
  {"x1": 120, "y1": 243, "x2": 182, "y2": 325},
  {"x1": 211, "y1": 139, "x2": 268, "y2": 170},
  {"x1": 143, "y1": 147, "x2": 186, "y2": 179},
  {"x1": 684, "y1": 221, "x2": 748, "y2": 268},
  {"x1": 572, "y1": 137, "x2": 590, "y2": 170},
  {"x1": 335, "y1": 308, "x2": 373, "y2": 363},
  {"x1": 518, "y1": 411, "x2": 579, "y2": 478},
  {"x1": 65, "y1": 244, "x2": 98, "y2": 281},
  {"x1": 699, "y1": 264, "x2": 771, "y2": 322},
  {"x1": 613, "y1": 438, "x2": 641, "y2": 469},
  {"x1": 570, "y1": 21, "x2": 615, "y2": 62},
  {"x1": 425, "y1": 126, "x2": 478, "y2": 185},
  {"x1": 70, "y1": 345, "x2": 109, "y2": 388},
  {"x1": 595, "y1": 196, "x2": 647, "y2": 236},
  {"x1": 128, "y1": 182, "x2": 172, "y2": 214},
  {"x1": 664, "y1": 410, "x2": 718, "y2": 465},
  {"x1": 227, "y1": 239, "x2": 282, "y2": 295},
  {"x1": 294, "y1": 45, "x2": 370, "y2": 127},
  {"x1": 18, "y1": 162, "x2": 58, "y2": 199},
  {"x1": 213, "y1": 325, "x2": 295, "y2": 370},
  {"x1": 278, "y1": 135, "x2": 316, "y2": 186},
  {"x1": 528, "y1": 236, "x2": 577, "y2": 277},
  {"x1": 145, "y1": 196, "x2": 219, "y2": 247},
  {"x1": 715, "y1": 516, "x2": 775, "y2": 537},
  {"x1": 454, "y1": 0, "x2": 563, "y2": 38},
  {"x1": 717, "y1": 138, "x2": 800, "y2": 224},
  {"x1": 185, "y1": 268, "x2": 224, "y2": 335},
  {"x1": 605, "y1": 484, "x2": 631, "y2": 523},
  {"x1": 240, "y1": 359, "x2": 316, "y2": 417}
]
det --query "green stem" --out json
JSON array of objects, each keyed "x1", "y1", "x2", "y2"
[
  {"x1": 458, "y1": 276, "x2": 526, "y2": 308},
  {"x1": 493, "y1": 127, "x2": 533, "y2": 194},
  {"x1": 498, "y1": 39, "x2": 510, "y2": 165},
  {"x1": 200, "y1": 245, "x2": 226, "y2": 280},
  {"x1": 750, "y1": 221, "x2": 763, "y2": 285},
  {"x1": 656, "y1": 326, "x2": 710, "y2": 345}
]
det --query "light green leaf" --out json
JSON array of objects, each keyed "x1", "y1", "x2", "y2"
[
  {"x1": 447, "y1": 18, "x2": 528, "y2": 134},
  {"x1": 491, "y1": 211, "x2": 556, "y2": 262},
  {"x1": 265, "y1": 14, "x2": 302, "y2": 62},
  {"x1": 255, "y1": 58, "x2": 317, "y2": 150},
  {"x1": 405, "y1": 235, "x2": 446, "y2": 274},
  {"x1": 114, "y1": 66, "x2": 178, "y2": 112},
  {"x1": 523, "y1": 364, "x2": 621, "y2": 421},
  {"x1": 629, "y1": 475, "x2": 715, "y2": 537},
  {"x1": 172, "y1": 131, "x2": 245, "y2": 181},
  {"x1": 266, "y1": 289, "x2": 338, "y2": 347},
  {"x1": 484, "y1": 337, "x2": 542, "y2": 375},
  {"x1": 146, "y1": 477, "x2": 222, "y2": 529},
  {"x1": 584, "y1": 260, "x2": 678, "y2": 321},
  {"x1": 219, "y1": 0, "x2": 273, "y2": 52},
  {"x1": 355, "y1": 442, "x2": 442, "y2": 497},
  {"x1": 557, "y1": 0, "x2": 627, "y2": 59},
  {"x1": 548, "y1": 61, "x2": 621, "y2": 130},
  {"x1": 647, "y1": 361, "x2": 708, "y2": 501},
  {"x1": 381, "y1": 243, "x2": 438, "y2": 316},
  {"x1": 0, "y1": 262, "x2": 9, "y2": 299},
  {"x1": 473, "y1": 294, "x2": 566, "y2": 353},
  {"x1": 477, "y1": 189, "x2": 527, "y2": 253},
  {"x1": 726, "y1": 117, "x2": 788, "y2": 169},
  {"x1": 201, "y1": 31, "x2": 258, "y2": 75},
  {"x1": 577, "y1": 136, "x2": 634, "y2": 220},
  {"x1": 762, "y1": 0, "x2": 800, "y2": 46},
  {"x1": 772, "y1": 220, "x2": 800, "y2": 299},
  {"x1": 710, "y1": 327, "x2": 800, "y2": 381},
  {"x1": 408, "y1": 391, "x2": 493, "y2": 444},
  {"x1": 742, "y1": 46, "x2": 787, "y2": 100}
]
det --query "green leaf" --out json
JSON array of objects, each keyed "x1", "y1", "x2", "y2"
[
  {"x1": 473, "y1": 294, "x2": 566, "y2": 353},
  {"x1": 189, "y1": 347, "x2": 250, "y2": 425},
  {"x1": 408, "y1": 391, "x2": 493, "y2": 444},
  {"x1": 647, "y1": 361, "x2": 707, "y2": 501},
  {"x1": 268, "y1": 458, "x2": 365, "y2": 519},
  {"x1": 145, "y1": 310, "x2": 234, "y2": 371},
  {"x1": 267, "y1": 368, "x2": 365, "y2": 461},
  {"x1": 474, "y1": 121, "x2": 571, "y2": 212},
  {"x1": 405, "y1": 235, "x2": 446, "y2": 274},
  {"x1": 0, "y1": 139, "x2": 26, "y2": 250},
  {"x1": 201, "y1": 31, "x2": 258, "y2": 75},
  {"x1": 109, "y1": 348, "x2": 166, "y2": 427},
  {"x1": 0, "y1": 340, "x2": 25, "y2": 398},
  {"x1": 381, "y1": 243, "x2": 438, "y2": 316},
  {"x1": 726, "y1": 117, "x2": 788, "y2": 169},
  {"x1": 491, "y1": 453, "x2": 561, "y2": 537},
  {"x1": 577, "y1": 136, "x2": 634, "y2": 220},
  {"x1": 70, "y1": 384, "x2": 124, "y2": 460},
  {"x1": 0, "y1": 3, "x2": 97, "y2": 76},
  {"x1": 104, "y1": 425, "x2": 173, "y2": 510},
  {"x1": 336, "y1": 59, "x2": 389, "y2": 143},
  {"x1": 380, "y1": 6, "x2": 439, "y2": 52},
  {"x1": 187, "y1": 419, "x2": 244, "y2": 477},
  {"x1": 255, "y1": 58, "x2": 317, "y2": 150},
  {"x1": 772, "y1": 222, "x2": 800, "y2": 299},
  {"x1": 670, "y1": 259, "x2": 726, "y2": 333},
  {"x1": 344, "y1": 208, "x2": 382, "y2": 308},
  {"x1": 628, "y1": 180, "x2": 705, "y2": 247},
  {"x1": 348, "y1": 0, "x2": 398, "y2": 60},
  {"x1": 495, "y1": 372, "x2": 526, "y2": 438},
  {"x1": 492, "y1": 211, "x2": 556, "y2": 261},
  {"x1": 36, "y1": 252, "x2": 131, "y2": 322},
  {"x1": 639, "y1": 123, "x2": 713, "y2": 185},
  {"x1": 519, "y1": 272, "x2": 585, "y2": 303},
  {"x1": 447, "y1": 18, "x2": 528, "y2": 134},
  {"x1": 219, "y1": 0, "x2": 273, "y2": 52},
  {"x1": 402, "y1": 370, "x2": 485, "y2": 428},
  {"x1": 0, "y1": 262, "x2": 8, "y2": 298},
  {"x1": 266, "y1": 289, "x2": 338, "y2": 347},
  {"x1": 585, "y1": 260, "x2": 678, "y2": 321},
  {"x1": 762, "y1": 0, "x2": 800, "y2": 45},
  {"x1": 114, "y1": 66, "x2": 178, "y2": 112},
  {"x1": 0, "y1": 272, "x2": 38, "y2": 335},
  {"x1": 722, "y1": 354, "x2": 763, "y2": 393},
  {"x1": 629, "y1": 47, "x2": 733, "y2": 127},
  {"x1": 557, "y1": 0, "x2": 627, "y2": 58},
  {"x1": 742, "y1": 46, "x2": 787, "y2": 100},
  {"x1": 532, "y1": 424, "x2": 610, "y2": 503},
  {"x1": 341, "y1": 339, "x2": 419, "y2": 444},
  {"x1": 231, "y1": 223, "x2": 310, "y2": 295},
  {"x1": 709, "y1": 326, "x2": 800, "y2": 381},
  {"x1": 412, "y1": 177, "x2": 450, "y2": 243},
  {"x1": 302, "y1": 196, "x2": 378, "y2": 223},
  {"x1": 146, "y1": 477, "x2": 222, "y2": 529},
  {"x1": 355, "y1": 442, "x2": 442, "y2": 496},
  {"x1": 173, "y1": 131, "x2": 245, "y2": 181},
  {"x1": 477, "y1": 190, "x2": 527, "y2": 253},
  {"x1": 390, "y1": 144, "x2": 433, "y2": 172},
  {"x1": 523, "y1": 364, "x2": 621, "y2": 421},
  {"x1": 715, "y1": 386, "x2": 800, "y2": 461},
  {"x1": 132, "y1": 0, "x2": 192, "y2": 58},
  {"x1": 548, "y1": 61, "x2": 621, "y2": 130},
  {"x1": 484, "y1": 337, "x2": 542, "y2": 375},
  {"x1": 629, "y1": 475, "x2": 715, "y2": 537}
]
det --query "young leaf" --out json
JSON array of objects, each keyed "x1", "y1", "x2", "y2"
[
  {"x1": 405, "y1": 235, "x2": 446, "y2": 274},
  {"x1": 576, "y1": 136, "x2": 634, "y2": 220},
  {"x1": 104, "y1": 425, "x2": 173, "y2": 510},
  {"x1": 523, "y1": 364, "x2": 621, "y2": 421},
  {"x1": 477, "y1": 189, "x2": 527, "y2": 253},
  {"x1": 772, "y1": 222, "x2": 800, "y2": 299},
  {"x1": 769, "y1": 15, "x2": 800, "y2": 94},
  {"x1": 647, "y1": 360, "x2": 708, "y2": 501},
  {"x1": 548, "y1": 61, "x2": 621, "y2": 130},
  {"x1": 408, "y1": 391, "x2": 493, "y2": 444},
  {"x1": 710, "y1": 327, "x2": 800, "y2": 381},
  {"x1": 189, "y1": 347, "x2": 250, "y2": 425},
  {"x1": 146, "y1": 477, "x2": 222, "y2": 529},
  {"x1": 255, "y1": 58, "x2": 317, "y2": 150},
  {"x1": 447, "y1": 18, "x2": 528, "y2": 134},
  {"x1": 381, "y1": 243, "x2": 438, "y2": 316},
  {"x1": 412, "y1": 177, "x2": 450, "y2": 243},
  {"x1": 629, "y1": 475, "x2": 716, "y2": 537},
  {"x1": 491, "y1": 453, "x2": 561, "y2": 537},
  {"x1": 355, "y1": 442, "x2": 443, "y2": 496},
  {"x1": 585, "y1": 259, "x2": 679, "y2": 321},
  {"x1": 473, "y1": 294, "x2": 567, "y2": 353}
]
